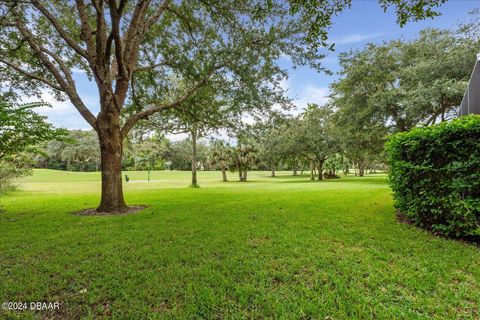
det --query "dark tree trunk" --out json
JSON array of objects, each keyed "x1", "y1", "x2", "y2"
[
  {"x1": 243, "y1": 169, "x2": 248, "y2": 182},
  {"x1": 358, "y1": 161, "x2": 366, "y2": 177},
  {"x1": 317, "y1": 160, "x2": 324, "y2": 181},
  {"x1": 96, "y1": 117, "x2": 127, "y2": 213},
  {"x1": 358, "y1": 167, "x2": 365, "y2": 176},
  {"x1": 271, "y1": 165, "x2": 276, "y2": 177},
  {"x1": 191, "y1": 128, "x2": 198, "y2": 187},
  {"x1": 238, "y1": 167, "x2": 243, "y2": 181},
  {"x1": 221, "y1": 167, "x2": 227, "y2": 182},
  {"x1": 310, "y1": 161, "x2": 315, "y2": 180}
]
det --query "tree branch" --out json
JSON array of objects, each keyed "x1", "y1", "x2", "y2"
[
  {"x1": 123, "y1": 0, "x2": 170, "y2": 75},
  {"x1": 108, "y1": 0, "x2": 127, "y2": 78},
  {"x1": 144, "y1": 0, "x2": 171, "y2": 30},
  {"x1": 75, "y1": 0, "x2": 96, "y2": 60},
  {"x1": 133, "y1": 60, "x2": 176, "y2": 73},
  {"x1": 31, "y1": 0, "x2": 89, "y2": 61},
  {"x1": 92, "y1": 0, "x2": 107, "y2": 72},
  {"x1": 0, "y1": 58, "x2": 63, "y2": 91},
  {"x1": 121, "y1": 63, "x2": 225, "y2": 137},
  {"x1": 39, "y1": 46, "x2": 76, "y2": 88},
  {"x1": 15, "y1": 15, "x2": 98, "y2": 130},
  {"x1": 122, "y1": 0, "x2": 150, "y2": 67},
  {"x1": 15, "y1": 17, "x2": 68, "y2": 90}
]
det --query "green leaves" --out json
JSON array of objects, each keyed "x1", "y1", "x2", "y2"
[
  {"x1": 0, "y1": 101, "x2": 67, "y2": 161},
  {"x1": 0, "y1": 100, "x2": 66, "y2": 194},
  {"x1": 331, "y1": 26, "x2": 477, "y2": 134},
  {"x1": 386, "y1": 115, "x2": 480, "y2": 239},
  {"x1": 378, "y1": 0, "x2": 447, "y2": 27}
]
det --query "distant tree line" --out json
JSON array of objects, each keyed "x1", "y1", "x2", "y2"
[{"x1": 29, "y1": 16, "x2": 480, "y2": 188}]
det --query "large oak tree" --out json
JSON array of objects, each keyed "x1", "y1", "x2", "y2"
[{"x1": 0, "y1": 0, "x2": 447, "y2": 212}]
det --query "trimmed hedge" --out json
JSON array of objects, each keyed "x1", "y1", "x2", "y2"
[{"x1": 386, "y1": 115, "x2": 480, "y2": 238}]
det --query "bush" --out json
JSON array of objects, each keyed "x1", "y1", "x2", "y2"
[
  {"x1": 0, "y1": 156, "x2": 32, "y2": 194},
  {"x1": 386, "y1": 115, "x2": 480, "y2": 238}
]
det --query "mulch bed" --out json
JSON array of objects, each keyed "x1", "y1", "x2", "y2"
[
  {"x1": 75, "y1": 205, "x2": 147, "y2": 216},
  {"x1": 396, "y1": 209, "x2": 479, "y2": 247},
  {"x1": 395, "y1": 209, "x2": 413, "y2": 225}
]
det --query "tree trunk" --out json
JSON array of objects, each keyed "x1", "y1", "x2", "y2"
[
  {"x1": 242, "y1": 169, "x2": 248, "y2": 182},
  {"x1": 358, "y1": 161, "x2": 365, "y2": 177},
  {"x1": 238, "y1": 166, "x2": 243, "y2": 181},
  {"x1": 310, "y1": 161, "x2": 315, "y2": 180},
  {"x1": 317, "y1": 160, "x2": 324, "y2": 181},
  {"x1": 191, "y1": 128, "x2": 198, "y2": 187},
  {"x1": 271, "y1": 165, "x2": 276, "y2": 177},
  {"x1": 96, "y1": 122, "x2": 127, "y2": 213},
  {"x1": 221, "y1": 167, "x2": 228, "y2": 182},
  {"x1": 358, "y1": 167, "x2": 365, "y2": 177}
]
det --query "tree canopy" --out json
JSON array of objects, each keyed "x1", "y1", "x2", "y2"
[
  {"x1": 0, "y1": 0, "x2": 451, "y2": 211},
  {"x1": 0, "y1": 101, "x2": 66, "y2": 160}
]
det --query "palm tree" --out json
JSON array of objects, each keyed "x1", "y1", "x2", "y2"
[
  {"x1": 209, "y1": 140, "x2": 232, "y2": 182},
  {"x1": 231, "y1": 145, "x2": 257, "y2": 182}
]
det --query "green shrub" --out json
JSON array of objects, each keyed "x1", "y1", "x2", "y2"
[
  {"x1": 0, "y1": 156, "x2": 32, "y2": 194},
  {"x1": 386, "y1": 115, "x2": 480, "y2": 238}
]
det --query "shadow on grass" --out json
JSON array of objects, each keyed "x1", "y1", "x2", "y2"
[
  {"x1": 277, "y1": 175, "x2": 388, "y2": 185},
  {"x1": 227, "y1": 180, "x2": 271, "y2": 183},
  {"x1": 277, "y1": 179, "x2": 320, "y2": 184},
  {"x1": 266, "y1": 174, "x2": 312, "y2": 179}
]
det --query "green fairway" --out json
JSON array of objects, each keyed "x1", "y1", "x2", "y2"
[{"x1": 0, "y1": 169, "x2": 479, "y2": 319}]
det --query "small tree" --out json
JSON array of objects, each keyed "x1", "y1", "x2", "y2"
[
  {"x1": 208, "y1": 140, "x2": 232, "y2": 182},
  {"x1": 130, "y1": 138, "x2": 168, "y2": 171},
  {"x1": 298, "y1": 104, "x2": 340, "y2": 180},
  {"x1": 230, "y1": 145, "x2": 257, "y2": 182},
  {"x1": 0, "y1": 101, "x2": 66, "y2": 192},
  {"x1": 252, "y1": 114, "x2": 290, "y2": 178},
  {"x1": 275, "y1": 118, "x2": 306, "y2": 176},
  {"x1": 0, "y1": 101, "x2": 66, "y2": 160},
  {"x1": 324, "y1": 153, "x2": 342, "y2": 178},
  {"x1": 141, "y1": 81, "x2": 234, "y2": 187}
]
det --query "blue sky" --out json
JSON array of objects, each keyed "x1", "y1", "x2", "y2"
[{"x1": 35, "y1": 0, "x2": 480, "y2": 130}]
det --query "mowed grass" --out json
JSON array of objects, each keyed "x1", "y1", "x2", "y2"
[{"x1": 0, "y1": 169, "x2": 479, "y2": 319}]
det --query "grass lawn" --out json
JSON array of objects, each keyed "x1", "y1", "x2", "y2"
[{"x1": 1, "y1": 169, "x2": 479, "y2": 319}]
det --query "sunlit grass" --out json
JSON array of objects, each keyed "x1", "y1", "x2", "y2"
[{"x1": 1, "y1": 169, "x2": 479, "y2": 319}]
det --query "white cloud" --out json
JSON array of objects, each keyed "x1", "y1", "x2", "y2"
[
  {"x1": 292, "y1": 85, "x2": 330, "y2": 114},
  {"x1": 22, "y1": 90, "x2": 98, "y2": 130},
  {"x1": 71, "y1": 67, "x2": 87, "y2": 74},
  {"x1": 279, "y1": 53, "x2": 291, "y2": 62},
  {"x1": 166, "y1": 132, "x2": 189, "y2": 142},
  {"x1": 279, "y1": 78, "x2": 290, "y2": 92},
  {"x1": 332, "y1": 32, "x2": 385, "y2": 45}
]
